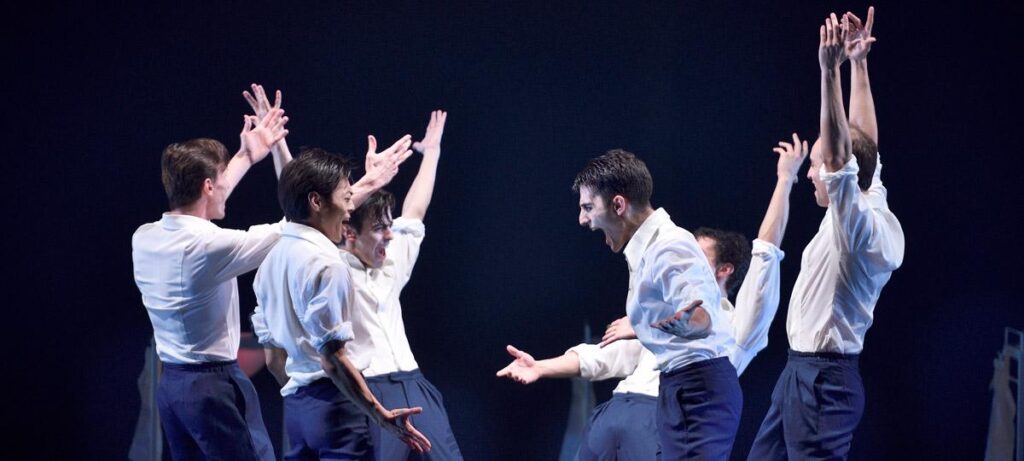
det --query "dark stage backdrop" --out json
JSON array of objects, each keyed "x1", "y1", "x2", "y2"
[{"x1": 8, "y1": 1, "x2": 1022, "y2": 459}]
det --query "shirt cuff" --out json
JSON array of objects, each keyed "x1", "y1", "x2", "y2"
[
  {"x1": 392, "y1": 217, "x2": 425, "y2": 237},
  {"x1": 820, "y1": 155, "x2": 859, "y2": 188},
  {"x1": 566, "y1": 344, "x2": 601, "y2": 380},
  {"x1": 751, "y1": 239, "x2": 785, "y2": 261},
  {"x1": 311, "y1": 322, "x2": 355, "y2": 354}
]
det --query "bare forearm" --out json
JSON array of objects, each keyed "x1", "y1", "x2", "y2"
[
  {"x1": 220, "y1": 150, "x2": 255, "y2": 199},
  {"x1": 401, "y1": 152, "x2": 440, "y2": 221},
  {"x1": 351, "y1": 173, "x2": 388, "y2": 209},
  {"x1": 821, "y1": 68, "x2": 851, "y2": 171},
  {"x1": 757, "y1": 178, "x2": 794, "y2": 247},
  {"x1": 848, "y1": 60, "x2": 877, "y2": 144},
  {"x1": 321, "y1": 348, "x2": 388, "y2": 426},
  {"x1": 535, "y1": 352, "x2": 582, "y2": 379},
  {"x1": 270, "y1": 140, "x2": 294, "y2": 179},
  {"x1": 264, "y1": 347, "x2": 289, "y2": 387}
]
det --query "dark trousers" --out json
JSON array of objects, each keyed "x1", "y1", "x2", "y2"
[
  {"x1": 747, "y1": 350, "x2": 865, "y2": 461},
  {"x1": 283, "y1": 378, "x2": 374, "y2": 461},
  {"x1": 157, "y1": 360, "x2": 275, "y2": 461},
  {"x1": 658, "y1": 356, "x2": 742, "y2": 461},
  {"x1": 365, "y1": 370, "x2": 463, "y2": 461},
  {"x1": 576, "y1": 392, "x2": 660, "y2": 461}
]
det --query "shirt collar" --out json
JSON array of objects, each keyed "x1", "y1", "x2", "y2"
[
  {"x1": 623, "y1": 208, "x2": 671, "y2": 273},
  {"x1": 283, "y1": 222, "x2": 340, "y2": 254},
  {"x1": 160, "y1": 212, "x2": 218, "y2": 231}
]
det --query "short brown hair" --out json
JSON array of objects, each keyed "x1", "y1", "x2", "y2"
[
  {"x1": 349, "y1": 190, "x2": 396, "y2": 233},
  {"x1": 161, "y1": 138, "x2": 230, "y2": 209},
  {"x1": 850, "y1": 126, "x2": 878, "y2": 191},
  {"x1": 572, "y1": 149, "x2": 653, "y2": 207}
]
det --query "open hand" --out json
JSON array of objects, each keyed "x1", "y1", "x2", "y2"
[
  {"x1": 651, "y1": 299, "x2": 710, "y2": 340},
  {"x1": 496, "y1": 345, "x2": 541, "y2": 385},
  {"x1": 598, "y1": 316, "x2": 636, "y2": 348},
  {"x1": 382, "y1": 406, "x2": 432, "y2": 453}
]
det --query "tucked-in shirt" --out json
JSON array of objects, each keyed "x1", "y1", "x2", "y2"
[
  {"x1": 132, "y1": 214, "x2": 283, "y2": 364},
  {"x1": 252, "y1": 222, "x2": 357, "y2": 396},
  {"x1": 570, "y1": 239, "x2": 785, "y2": 396},
  {"x1": 787, "y1": 155, "x2": 904, "y2": 354},
  {"x1": 622, "y1": 208, "x2": 733, "y2": 373},
  {"x1": 338, "y1": 217, "x2": 425, "y2": 377}
]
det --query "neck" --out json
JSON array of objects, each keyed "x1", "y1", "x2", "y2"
[
  {"x1": 618, "y1": 205, "x2": 655, "y2": 249},
  {"x1": 169, "y1": 200, "x2": 211, "y2": 220}
]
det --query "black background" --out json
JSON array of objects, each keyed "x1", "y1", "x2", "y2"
[{"x1": 7, "y1": 1, "x2": 1022, "y2": 459}]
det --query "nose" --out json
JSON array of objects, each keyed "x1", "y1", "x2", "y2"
[
  {"x1": 383, "y1": 227, "x2": 394, "y2": 241},
  {"x1": 579, "y1": 209, "x2": 589, "y2": 227},
  {"x1": 806, "y1": 166, "x2": 814, "y2": 181}
]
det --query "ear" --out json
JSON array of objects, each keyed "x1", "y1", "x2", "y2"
[
  {"x1": 717, "y1": 262, "x2": 735, "y2": 279},
  {"x1": 307, "y1": 191, "x2": 323, "y2": 213},
  {"x1": 203, "y1": 178, "x2": 215, "y2": 196},
  {"x1": 611, "y1": 195, "x2": 628, "y2": 216}
]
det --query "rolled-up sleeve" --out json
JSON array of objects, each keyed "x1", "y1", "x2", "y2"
[
  {"x1": 822, "y1": 156, "x2": 904, "y2": 271},
  {"x1": 300, "y1": 262, "x2": 356, "y2": 353},
  {"x1": 389, "y1": 217, "x2": 426, "y2": 287},
  {"x1": 568, "y1": 339, "x2": 645, "y2": 381},
  {"x1": 730, "y1": 239, "x2": 784, "y2": 374},
  {"x1": 251, "y1": 304, "x2": 282, "y2": 348}
]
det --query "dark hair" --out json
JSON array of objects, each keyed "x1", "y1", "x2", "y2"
[
  {"x1": 572, "y1": 149, "x2": 653, "y2": 208},
  {"x1": 850, "y1": 125, "x2": 878, "y2": 191},
  {"x1": 349, "y1": 189, "x2": 396, "y2": 233},
  {"x1": 693, "y1": 227, "x2": 751, "y2": 298},
  {"x1": 278, "y1": 148, "x2": 353, "y2": 222},
  {"x1": 161, "y1": 138, "x2": 230, "y2": 209}
]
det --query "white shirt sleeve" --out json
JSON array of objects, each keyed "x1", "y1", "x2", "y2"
[
  {"x1": 567, "y1": 339, "x2": 645, "y2": 381},
  {"x1": 730, "y1": 239, "x2": 784, "y2": 374},
  {"x1": 389, "y1": 217, "x2": 426, "y2": 288},
  {"x1": 203, "y1": 221, "x2": 285, "y2": 284},
  {"x1": 647, "y1": 239, "x2": 722, "y2": 329},
  {"x1": 300, "y1": 260, "x2": 356, "y2": 353},
  {"x1": 821, "y1": 157, "x2": 904, "y2": 271},
  {"x1": 251, "y1": 304, "x2": 282, "y2": 348}
]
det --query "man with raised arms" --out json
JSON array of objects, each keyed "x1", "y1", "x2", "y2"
[{"x1": 747, "y1": 7, "x2": 904, "y2": 460}]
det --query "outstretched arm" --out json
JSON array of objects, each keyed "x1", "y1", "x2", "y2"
[
  {"x1": 352, "y1": 135, "x2": 415, "y2": 208},
  {"x1": 845, "y1": 7, "x2": 879, "y2": 144},
  {"x1": 819, "y1": 13, "x2": 852, "y2": 172},
  {"x1": 402, "y1": 110, "x2": 447, "y2": 221},
  {"x1": 320, "y1": 341, "x2": 432, "y2": 453},
  {"x1": 221, "y1": 108, "x2": 289, "y2": 200},
  {"x1": 496, "y1": 345, "x2": 581, "y2": 384},
  {"x1": 244, "y1": 83, "x2": 294, "y2": 178},
  {"x1": 758, "y1": 133, "x2": 809, "y2": 246}
]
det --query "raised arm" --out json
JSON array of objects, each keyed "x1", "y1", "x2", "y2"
[
  {"x1": 758, "y1": 133, "x2": 809, "y2": 246},
  {"x1": 496, "y1": 345, "x2": 581, "y2": 384},
  {"x1": 320, "y1": 341, "x2": 431, "y2": 453},
  {"x1": 351, "y1": 135, "x2": 415, "y2": 208},
  {"x1": 819, "y1": 13, "x2": 852, "y2": 172},
  {"x1": 402, "y1": 110, "x2": 447, "y2": 221},
  {"x1": 244, "y1": 83, "x2": 294, "y2": 178},
  {"x1": 844, "y1": 7, "x2": 878, "y2": 145},
  {"x1": 221, "y1": 108, "x2": 289, "y2": 199}
]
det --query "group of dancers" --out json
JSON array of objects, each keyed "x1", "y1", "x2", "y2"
[{"x1": 133, "y1": 6, "x2": 903, "y2": 461}]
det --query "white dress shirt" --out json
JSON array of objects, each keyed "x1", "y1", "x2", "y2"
[
  {"x1": 337, "y1": 217, "x2": 425, "y2": 378},
  {"x1": 623, "y1": 208, "x2": 733, "y2": 373},
  {"x1": 252, "y1": 222, "x2": 357, "y2": 396},
  {"x1": 570, "y1": 238, "x2": 785, "y2": 396},
  {"x1": 786, "y1": 155, "x2": 904, "y2": 354},
  {"x1": 132, "y1": 214, "x2": 282, "y2": 364}
]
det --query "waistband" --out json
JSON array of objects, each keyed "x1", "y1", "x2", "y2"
[
  {"x1": 610, "y1": 392, "x2": 658, "y2": 403},
  {"x1": 161, "y1": 359, "x2": 238, "y2": 371},
  {"x1": 788, "y1": 349, "x2": 860, "y2": 362},
  {"x1": 365, "y1": 369, "x2": 423, "y2": 383},
  {"x1": 661, "y1": 356, "x2": 733, "y2": 379}
]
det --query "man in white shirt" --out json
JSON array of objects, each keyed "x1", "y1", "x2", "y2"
[
  {"x1": 253, "y1": 147, "x2": 433, "y2": 460},
  {"x1": 333, "y1": 111, "x2": 463, "y2": 461},
  {"x1": 497, "y1": 136, "x2": 808, "y2": 459},
  {"x1": 747, "y1": 8, "x2": 904, "y2": 460},
  {"x1": 549, "y1": 149, "x2": 736, "y2": 459},
  {"x1": 132, "y1": 107, "x2": 289, "y2": 461}
]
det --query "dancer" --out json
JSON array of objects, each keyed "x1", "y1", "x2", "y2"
[
  {"x1": 747, "y1": 8, "x2": 904, "y2": 460},
  {"x1": 132, "y1": 97, "x2": 289, "y2": 460}
]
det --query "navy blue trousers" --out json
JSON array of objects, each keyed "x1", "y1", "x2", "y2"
[
  {"x1": 746, "y1": 350, "x2": 864, "y2": 461},
  {"x1": 365, "y1": 370, "x2": 463, "y2": 461},
  {"x1": 658, "y1": 356, "x2": 742, "y2": 461},
  {"x1": 157, "y1": 360, "x2": 275, "y2": 461},
  {"x1": 576, "y1": 392, "x2": 660, "y2": 461},
  {"x1": 283, "y1": 378, "x2": 374, "y2": 461}
]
